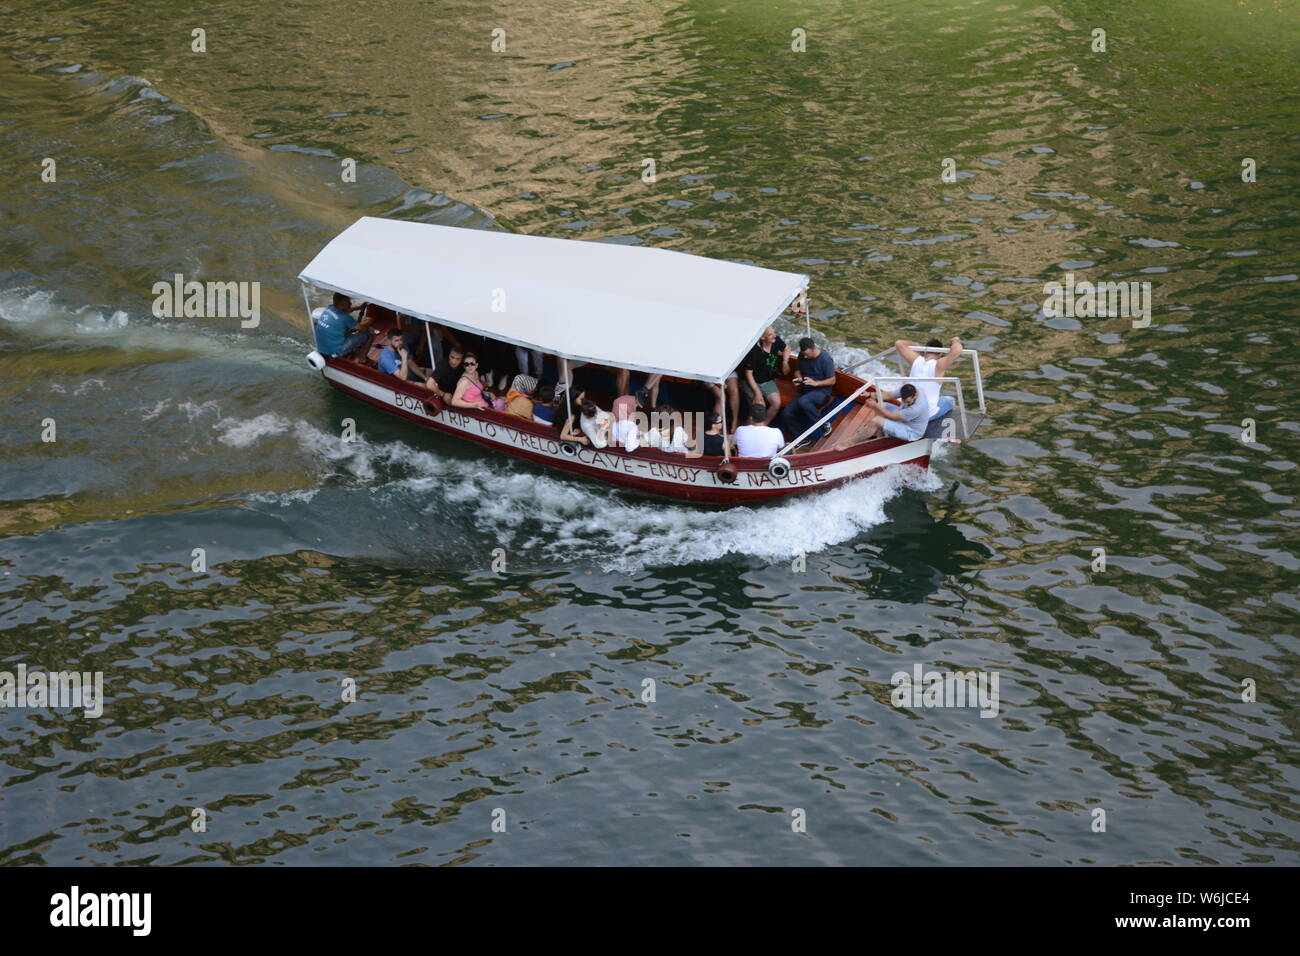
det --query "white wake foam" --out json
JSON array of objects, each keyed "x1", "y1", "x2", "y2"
[{"x1": 215, "y1": 412, "x2": 944, "y2": 571}]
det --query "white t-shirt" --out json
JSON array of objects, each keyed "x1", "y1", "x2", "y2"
[
  {"x1": 735, "y1": 424, "x2": 785, "y2": 458},
  {"x1": 580, "y1": 410, "x2": 613, "y2": 448},
  {"x1": 908, "y1": 356, "x2": 939, "y2": 415}
]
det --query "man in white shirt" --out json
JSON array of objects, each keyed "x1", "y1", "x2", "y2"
[
  {"x1": 734, "y1": 404, "x2": 785, "y2": 457},
  {"x1": 889, "y1": 336, "x2": 963, "y2": 420}
]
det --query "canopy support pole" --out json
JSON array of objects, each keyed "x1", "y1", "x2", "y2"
[
  {"x1": 562, "y1": 358, "x2": 573, "y2": 423},
  {"x1": 424, "y1": 320, "x2": 435, "y2": 372},
  {"x1": 720, "y1": 385, "x2": 730, "y2": 462},
  {"x1": 301, "y1": 283, "x2": 319, "y2": 349}
]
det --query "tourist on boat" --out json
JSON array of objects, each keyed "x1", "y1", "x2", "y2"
[
  {"x1": 313, "y1": 293, "x2": 372, "y2": 358},
  {"x1": 428, "y1": 347, "x2": 465, "y2": 401},
  {"x1": 532, "y1": 384, "x2": 558, "y2": 426},
  {"x1": 644, "y1": 404, "x2": 694, "y2": 455},
  {"x1": 741, "y1": 326, "x2": 791, "y2": 426},
  {"x1": 863, "y1": 383, "x2": 929, "y2": 441},
  {"x1": 560, "y1": 408, "x2": 588, "y2": 445},
  {"x1": 890, "y1": 337, "x2": 962, "y2": 420},
  {"x1": 450, "y1": 353, "x2": 500, "y2": 411},
  {"x1": 708, "y1": 367, "x2": 741, "y2": 434},
  {"x1": 376, "y1": 334, "x2": 430, "y2": 385},
  {"x1": 702, "y1": 412, "x2": 732, "y2": 457},
  {"x1": 505, "y1": 374, "x2": 539, "y2": 420},
  {"x1": 734, "y1": 404, "x2": 785, "y2": 458},
  {"x1": 779, "y1": 337, "x2": 837, "y2": 439},
  {"x1": 576, "y1": 394, "x2": 613, "y2": 448}
]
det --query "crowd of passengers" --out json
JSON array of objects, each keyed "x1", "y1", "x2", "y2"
[{"x1": 313, "y1": 293, "x2": 963, "y2": 457}]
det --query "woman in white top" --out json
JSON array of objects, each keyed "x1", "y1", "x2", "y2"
[{"x1": 576, "y1": 397, "x2": 613, "y2": 449}]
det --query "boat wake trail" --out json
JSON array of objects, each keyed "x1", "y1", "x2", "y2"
[{"x1": 220, "y1": 414, "x2": 945, "y2": 571}]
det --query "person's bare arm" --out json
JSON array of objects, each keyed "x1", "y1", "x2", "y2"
[
  {"x1": 807, "y1": 368, "x2": 838, "y2": 388},
  {"x1": 870, "y1": 396, "x2": 905, "y2": 422},
  {"x1": 934, "y1": 336, "x2": 963, "y2": 376},
  {"x1": 744, "y1": 369, "x2": 761, "y2": 401},
  {"x1": 895, "y1": 339, "x2": 920, "y2": 365},
  {"x1": 560, "y1": 415, "x2": 588, "y2": 444}
]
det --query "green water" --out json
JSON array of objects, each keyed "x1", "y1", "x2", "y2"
[{"x1": 0, "y1": 0, "x2": 1297, "y2": 865}]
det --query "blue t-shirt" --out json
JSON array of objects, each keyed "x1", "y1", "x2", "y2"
[
  {"x1": 377, "y1": 346, "x2": 401, "y2": 375},
  {"x1": 797, "y1": 350, "x2": 835, "y2": 391},
  {"x1": 314, "y1": 305, "x2": 357, "y2": 356}
]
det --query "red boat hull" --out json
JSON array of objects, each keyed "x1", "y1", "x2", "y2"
[{"x1": 319, "y1": 359, "x2": 933, "y2": 505}]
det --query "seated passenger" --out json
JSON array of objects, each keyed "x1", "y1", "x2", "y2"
[
  {"x1": 778, "y1": 337, "x2": 836, "y2": 440},
  {"x1": 428, "y1": 347, "x2": 465, "y2": 400},
  {"x1": 505, "y1": 375, "x2": 538, "y2": 420},
  {"x1": 862, "y1": 383, "x2": 929, "y2": 441},
  {"x1": 702, "y1": 412, "x2": 732, "y2": 457},
  {"x1": 742, "y1": 326, "x2": 792, "y2": 426},
  {"x1": 734, "y1": 404, "x2": 785, "y2": 458},
  {"x1": 644, "y1": 404, "x2": 694, "y2": 455},
  {"x1": 532, "y1": 384, "x2": 558, "y2": 426},
  {"x1": 893, "y1": 336, "x2": 962, "y2": 420},
  {"x1": 376, "y1": 334, "x2": 430, "y2": 385},
  {"x1": 313, "y1": 293, "x2": 372, "y2": 359},
  {"x1": 577, "y1": 395, "x2": 614, "y2": 448},
  {"x1": 560, "y1": 408, "x2": 588, "y2": 445},
  {"x1": 450, "y1": 353, "x2": 498, "y2": 411}
]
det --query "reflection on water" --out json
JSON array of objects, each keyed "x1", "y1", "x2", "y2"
[{"x1": 0, "y1": 0, "x2": 1297, "y2": 865}]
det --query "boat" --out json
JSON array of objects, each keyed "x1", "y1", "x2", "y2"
[{"x1": 298, "y1": 217, "x2": 987, "y2": 504}]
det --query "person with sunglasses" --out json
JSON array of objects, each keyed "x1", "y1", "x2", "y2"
[{"x1": 450, "y1": 353, "x2": 498, "y2": 411}]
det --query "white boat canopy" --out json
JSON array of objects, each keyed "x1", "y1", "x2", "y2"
[{"x1": 298, "y1": 217, "x2": 809, "y2": 384}]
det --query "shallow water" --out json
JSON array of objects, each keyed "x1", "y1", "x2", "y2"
[{"x1": 1, "y1": 0, "x2": 1297, "y2": 865}]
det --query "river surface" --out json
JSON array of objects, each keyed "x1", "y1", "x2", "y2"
[{"x1": 1, "y1": 0, "x2": 1297, "y2": 866}]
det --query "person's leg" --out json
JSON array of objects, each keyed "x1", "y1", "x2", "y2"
[
  {"x1": 726, "y1": 378, "x2": 740, "y2": 432},
  {"x1": 339, "y1": 329, "x2": 370, "y2": 358},
  {"x1": 616, "y1": 368, "x2": 630, "y2": 398},
  {"x1": 781, "y1": 390, "x2": 815, "y2": 438},
  {"x1": 646, "y1": 373, "x2": 662, "y2": 407},
  {"x1": 929, "y1": 395, "x2": 954, "y2": 420},
  {"x1": 762, "y1": 385, "x2": 782, "y2": 425}
]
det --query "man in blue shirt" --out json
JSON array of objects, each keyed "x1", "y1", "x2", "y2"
[
  {"x1": 376, "y1": 335, "x2": 434, "y2": 386},
  {"x1": 779, "y1": 337, "x2": 837, "y2": 442},
  {"x1": 313, "y1": 293, "x2": 372, "y2": 358}
]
